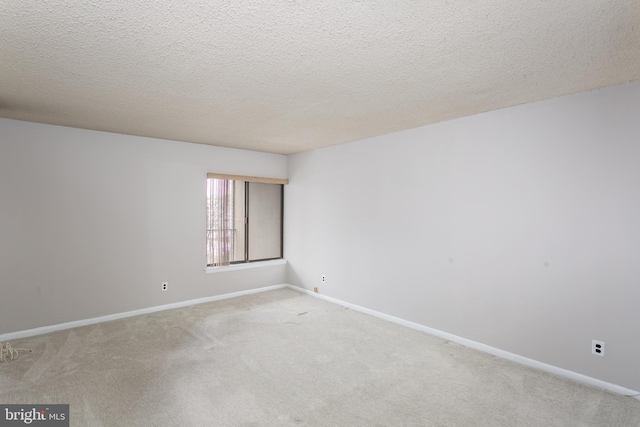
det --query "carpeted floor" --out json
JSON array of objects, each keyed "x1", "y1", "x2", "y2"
[{"x1": 1, "y1": 288, "x2": 639, "y2": 426}]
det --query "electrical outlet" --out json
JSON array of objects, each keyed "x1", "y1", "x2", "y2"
[
  {"x1": 592, "y1": 340, "x2": 604, "y2": 357},
  {"x1": 161, "y1": 282, "x2": 168, "y2": 291},
  {"x1": 322, "y1": 275, "x2": 325, "y2": 283}
]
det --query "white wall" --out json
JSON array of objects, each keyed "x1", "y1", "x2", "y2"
[
  {"x1": 285, "y1": 81, "x2": 640, "y2": 391},
  {"x1": 0, "y1": 119, "x2": 287, "y2": 334}
]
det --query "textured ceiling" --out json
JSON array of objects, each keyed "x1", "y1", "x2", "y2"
[{"x1": 1, "y1": 1, "x2": 639, "y2": 155}]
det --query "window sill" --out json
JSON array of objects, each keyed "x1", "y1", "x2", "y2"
[{"x1": 204, "y1": 259, "x2": 287, "y2": 273}]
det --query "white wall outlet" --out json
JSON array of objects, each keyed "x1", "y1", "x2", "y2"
[
  {"x1": 592, "y1": 340, "x2": 604, "y2": 357},
  {"x1": 161, "y1": 282, "x2": 168, "y2": 291},
  {"x1": 322, "y1": 275, "x2": 325, "y2": 283}
]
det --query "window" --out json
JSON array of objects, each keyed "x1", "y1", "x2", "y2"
[{"x1": 206, "y1": 174, "x2": 287, "y2": 267}]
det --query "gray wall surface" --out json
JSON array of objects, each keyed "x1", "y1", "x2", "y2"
[
  {"x1": 285, "y1": 81, "x2": 640, "y2": 391},
  {"x1": 0, "y1": 119, "x2": 287, "y2": 334}
]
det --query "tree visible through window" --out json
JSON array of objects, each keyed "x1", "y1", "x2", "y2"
[{"x1": 206, "y1": 174, "x2": 286, "y2": 267}]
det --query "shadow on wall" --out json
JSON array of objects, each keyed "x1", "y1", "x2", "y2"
[{"x1": 286, "y1": 264, "x2": 304, "y2": 288}]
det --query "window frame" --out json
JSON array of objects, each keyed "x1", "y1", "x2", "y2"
[{"x1": 206, "y1": 173, "x2": 287, "y2": 268}]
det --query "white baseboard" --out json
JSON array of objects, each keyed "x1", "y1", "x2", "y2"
[
  {"x1": 3, "y1": 282, "x2": 638, "y2": 400},
  {"x1": 0, "y1": 284, "x2": 287, "y2": 342},
  {"x1": 285, "y1": 284, "x2": 640, "y2": 400}
]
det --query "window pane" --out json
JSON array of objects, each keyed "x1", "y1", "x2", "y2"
[
  {"x1": 206, "y1": 178, "x2": 234, "y2": 266},
  {"x1": 206, "y1": 179, "x2": 246, "y2": 266},
  {"x1": 207, "y1": 178, "x2": 283, "y2": 267},
  {"x1": 233, "y1": 181, "x2": 246, "y2": 262},
  {"x1": 248, "y1": 182, "x2": 282, "y2": 261}
]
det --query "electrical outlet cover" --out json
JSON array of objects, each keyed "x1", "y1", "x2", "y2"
[{"x1": 592, "y1": 340, "x2": 605, "y2": 357}]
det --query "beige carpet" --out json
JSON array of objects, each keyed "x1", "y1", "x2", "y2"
[{"x1": 1, "y1": 288, "x2": 639, "y2": 426}]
